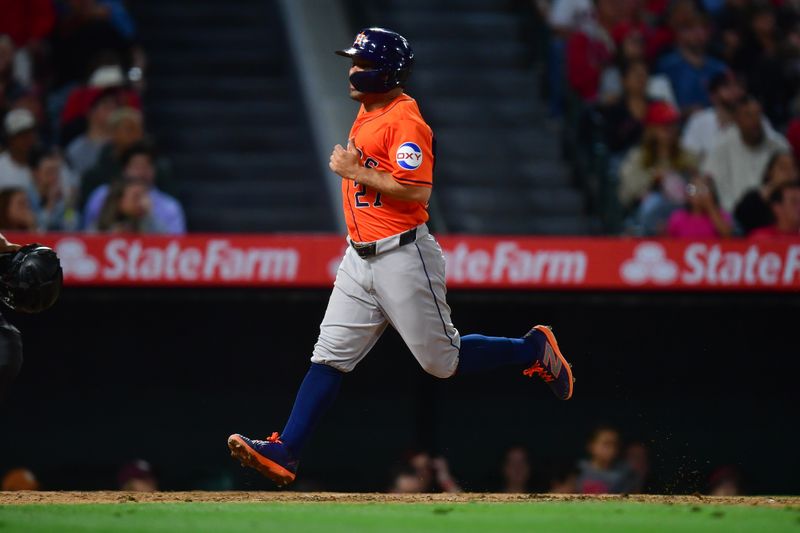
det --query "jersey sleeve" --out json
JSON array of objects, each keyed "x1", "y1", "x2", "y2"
[{"x1": 384, "y1": 119, "x2": 434, "y2": 188}]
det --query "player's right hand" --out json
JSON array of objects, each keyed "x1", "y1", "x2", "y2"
[{"x1": 329, "y1": 140, "x2": 360, "y2": 179}]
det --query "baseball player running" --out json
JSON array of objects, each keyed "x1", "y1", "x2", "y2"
[{"x1": 228, "y1": 28, "x2": 574, "y2": 486}]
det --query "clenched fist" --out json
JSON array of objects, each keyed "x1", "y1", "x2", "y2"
[{"x1": 329, "y1": 139, "x2": 361, "y2": 179}]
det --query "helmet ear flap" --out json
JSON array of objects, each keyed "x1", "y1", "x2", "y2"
[
  {"x1": 350, "y1": 69, "x2": 393, "y2": 94},
  {"x1": 350, "y1": 64, "x2": 409, "y2": 94},
  {"x1": 395, "y1": 65, "x2": 411, "y2": 87}
]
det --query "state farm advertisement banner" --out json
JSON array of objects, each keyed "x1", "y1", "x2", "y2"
[{"x1": 3, "y1": 233, "x2": 800, "y2": 291}]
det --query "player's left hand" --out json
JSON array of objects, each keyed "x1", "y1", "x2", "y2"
[{"x1": 329, "y1": 139, "x2": 361, "y2": 179}]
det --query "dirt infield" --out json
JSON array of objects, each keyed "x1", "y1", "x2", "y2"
[{"x1": 1, "y1": 492, "x2": 798, "y2": 507}]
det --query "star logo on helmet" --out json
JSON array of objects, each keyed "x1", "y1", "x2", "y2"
[{"x1": 354, "y1": 32, "x2": 368, "y2": 46}]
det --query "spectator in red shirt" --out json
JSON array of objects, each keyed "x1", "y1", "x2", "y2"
[
  {"x1": 60, "y1": 64, "x2": 141, "y2": 146},
  {"x1": 0, "y1": 0, "x2": 55, "y2": 88},
  {"x1": 0, "y1": 0, "x2": 55, "y2": 48},
  {"x1": 566, "y1": 0, "x2": 622, "y2": 101},
  {"x1": 750, "y1": 181, "x2": 800, "y2": 238},
  {"x1": 613, "y1": 0, "x2": 684, "y2": 63},
  {"x1": 644, "y1": 0, "x2": 670, "y2": 18},
  {"x1": 785, "y1": 116, "x2": 800, "y2": 164},
  {"x1": 599, "y1": 28, "x2": 677, "y2": 106}
]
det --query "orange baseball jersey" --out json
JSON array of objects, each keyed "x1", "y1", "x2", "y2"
[{"x1": 342, "y1": 93, "x2": 434, "y2": 242}]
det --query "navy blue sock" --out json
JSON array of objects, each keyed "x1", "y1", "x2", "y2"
[
  {"x1": 456, "y1": 332, "x2": 545, "y2": 375},
  {"x1": 280, "y1": 363, "x2": 343, "y2": 457}
]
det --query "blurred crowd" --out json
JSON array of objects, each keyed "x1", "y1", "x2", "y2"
[
  {"x1": 387, "y1": 424, "x2": 744, "y2": 495},
  {"x1": 1, "y1": 459, "x2": 158, "y2": 492},
  {"x1": 538, "y1": 0, "x2": 800, "y2": 237},
  {"x1": 4, "y1": 1, "x2": 798, "y2": 239},
  {"x1": 1, "y1": 424, "x2": 744, "y2": 495},
  {"x1": 0, "y1": 0, "x2": 185, "y2": 234}
]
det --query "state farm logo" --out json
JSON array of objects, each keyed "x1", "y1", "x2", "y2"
[
  {"x1": 55, "y1": 238, "x2": 300, "y2": 283},
  {"x1": 620, "y1": 242, "x2": 800, "y2": 287},
  {"x1": 444, "y1": 242, "x2": 587, "y2": 284},
  {"x1": 55, "y1": 238, "x2": 99, "y2": 280},
  {"x1": 620, "y1": 243, "x2": 678, "y2": 285},
  {"x1": 682, "y1": 243, "x2": 800, "y2": 285}
]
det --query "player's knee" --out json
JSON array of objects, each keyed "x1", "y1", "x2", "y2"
[
  {"x1": 418, "y1": 357, "x2": 457, "y2": 379},
  {"x1": 312, "y1": 360, "x2": 351, "y2": 375},
  {"x1": 310, "y1": 351, "x2": 355, "y2": 374}
]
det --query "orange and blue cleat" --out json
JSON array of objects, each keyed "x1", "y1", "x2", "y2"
[
  {"x1": 523, "y1": 325, "x2": 574, "y2": 401},
  {"x1": 227, "y1": 432, "x2": 298, "y2": 486}
]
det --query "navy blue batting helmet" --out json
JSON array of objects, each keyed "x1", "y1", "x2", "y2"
[{"x1": 335, "y1": 27, "x2": 414, "y2": 94}]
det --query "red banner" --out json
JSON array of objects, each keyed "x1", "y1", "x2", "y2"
[{"x1": 5, "y1": 233, "x2": 800, "y2": 291}]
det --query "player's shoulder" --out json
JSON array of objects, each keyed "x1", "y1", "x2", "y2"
[{"x1": 385, "y1": 94, "x2": 432, "y2": 133}]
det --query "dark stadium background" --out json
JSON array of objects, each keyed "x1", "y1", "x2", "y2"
[{"x1": 2, "y1": 287, "x2": 796, "y2": 493}]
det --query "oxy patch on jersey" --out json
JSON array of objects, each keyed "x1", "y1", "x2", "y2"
[{"x1": 396, "y1": 142, "x2": 423, "y2": 170}]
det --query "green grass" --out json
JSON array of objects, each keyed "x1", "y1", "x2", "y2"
[{"x1": 0, "y1": 502, "x2": 798, "y2": 533}]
